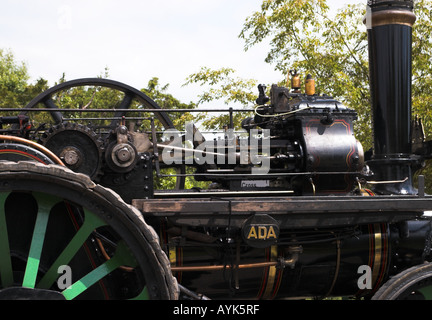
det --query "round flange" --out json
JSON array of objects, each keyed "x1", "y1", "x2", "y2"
[{"x1": 105, "y1": 141, "x2": 138, "y2": 173}]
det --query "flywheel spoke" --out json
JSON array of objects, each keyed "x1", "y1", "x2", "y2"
[
  {"x1": 43, "y1": 98, "x2": 63, "y2": 124},
  {"x1": 0, "y1": 192, "x2": 13, "y2": 288},
  {"x1": 37, "y1": 208, "x2": 106, "y2": 289}
]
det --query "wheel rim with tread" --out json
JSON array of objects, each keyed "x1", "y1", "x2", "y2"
[{"x1": 0, "y1": 161, "x2": 178, "y2": 300}]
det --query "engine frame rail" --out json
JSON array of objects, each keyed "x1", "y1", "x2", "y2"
[{"x1": 133, "y1": 194, "x2": 429, "y2": 228}]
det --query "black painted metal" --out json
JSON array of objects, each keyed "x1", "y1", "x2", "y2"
[
  {"x1": 366, "y1": 0, "x2": 417, "y2": 194},
  {"x1": 369, "y1": 24, "x2": 413, "y2": 157}
]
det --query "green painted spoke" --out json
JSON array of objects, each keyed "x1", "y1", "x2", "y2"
[
  {"x1": 37, "y1": 209, "x2": 106, "y2": 289},
  {"x1": 22, "y1": 193, "x2": 56, "y2": 289},
  {"x1": 130, "y1": 286, "x2": 150, "y2": 300},
  {"x1": 0, "y1": 192, "x2": 13, "y2": 288},
  {"x1": 62, "y1": 241, "x2": 137, "y2": 300}
]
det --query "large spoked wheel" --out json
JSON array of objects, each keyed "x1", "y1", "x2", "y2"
[
  {"x1": 0, "y1": 161, "x2": 178, "y2": 300},
  {"x1": 372, "y1": 262, "x2": 432, "y2": 300},
  {"x1": 22, "y1": 78, "x2": 174, "y2": 129}
]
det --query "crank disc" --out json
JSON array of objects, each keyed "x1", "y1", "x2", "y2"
[{"x1": 0, "y1": 161, "x2": 178, "y2": 300}]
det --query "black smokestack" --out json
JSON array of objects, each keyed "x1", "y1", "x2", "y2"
[{"x1": 366, "y1": 0, "x2": 417, "y2": 194}]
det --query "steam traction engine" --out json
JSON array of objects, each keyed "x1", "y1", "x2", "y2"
[{"x1": 0, "y1": 0, "x2": 432, "y2": 300}]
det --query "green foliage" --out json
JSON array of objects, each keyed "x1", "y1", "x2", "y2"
[
  {"x1": 141, "y1": 77, "x2": 196, "y2": 129},
  {"x1": 411, "y1": 0, "x2": 432, "y2": 132},
  {"x1": 0, "y1": 49, "x2": 48, "y2": 111},
  {"x1": 184, "y1": 67, "x2": 257, "y2": 130},
  {"x1": 410, "y1": 0, "x2": 432, "y2": 189},
  {"x1": 0, "y1": 49, "x2": 29, "y2": 96},
  {"x1": 184, "y1": 67, "x2": 257, "y2": 107}
]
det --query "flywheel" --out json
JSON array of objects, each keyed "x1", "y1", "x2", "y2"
[{"x1": 0, "y1": 161, "x2": 178, "y2": 300}]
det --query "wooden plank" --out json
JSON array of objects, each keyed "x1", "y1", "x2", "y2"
[{"x1": 133, "y1": 195, "x2": 432, "y2": 216}]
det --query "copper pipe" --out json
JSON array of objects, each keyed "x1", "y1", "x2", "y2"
[
  {"x1": 0, "y1": 135, "x2": 64, "y2": 165},
  {"x1": 170, "y1": 250, "x2": 300, "y2": 272},
  {"x1": 171, "y1": 261, "x2": 278, "y2": 272},
  {"x1": 96, "y1": 238, "x2": 134, "y2": 272}
]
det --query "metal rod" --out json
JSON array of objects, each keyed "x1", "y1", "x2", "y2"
[
  {"x1": 65, "y1": 117, "x2": 154, "y2": 121},
  {"x1": 154, "y1": 190, "x2": 295, "y2": 196},
  {"x1": 155, "y1": 171, "x2": 361, "y2": 177},
  {"x1": 366, "y1": 177, "x2": 409, "y2": 184},
  {"x1": 154, "y1": 143, "x2": 228, "y2": 157},
  {"x1": 1, "y1": 108, "x2": 255, "y2": 113}
]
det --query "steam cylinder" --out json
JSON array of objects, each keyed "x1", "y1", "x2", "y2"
[{"x1": 366, "y1": 0, "x2": 417, "y2": 194}]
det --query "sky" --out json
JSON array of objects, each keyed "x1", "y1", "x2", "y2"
[{"x1": 1, "y1": 0, "x2": 363, "y2": 106}]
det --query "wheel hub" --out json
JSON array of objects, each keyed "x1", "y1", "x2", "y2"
[{"x1": 60, "y1": 146, "x2": 82, "y2": 167}]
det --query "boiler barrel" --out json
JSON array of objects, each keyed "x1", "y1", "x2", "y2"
[{"x1": 163, "y1": 221, "x2": 432, "y2": 299}]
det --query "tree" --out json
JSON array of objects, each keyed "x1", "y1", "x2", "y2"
[
  {"x1": 411, "y1": 0, "x2": 432, "y2": 134},
  {"x1": 184, "y1": 67, "x2": 257, "y2": 130},
  {"x1": 141, "y1": 77, "x2": 196, "y2": 129},
  {"x1": 0, "y1": 49, "x2": 49, "y2": 111}
]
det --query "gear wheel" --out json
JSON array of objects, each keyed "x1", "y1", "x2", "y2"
[{"x1": 39, "y1": 122, "x2": 104, "y2": 180}]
